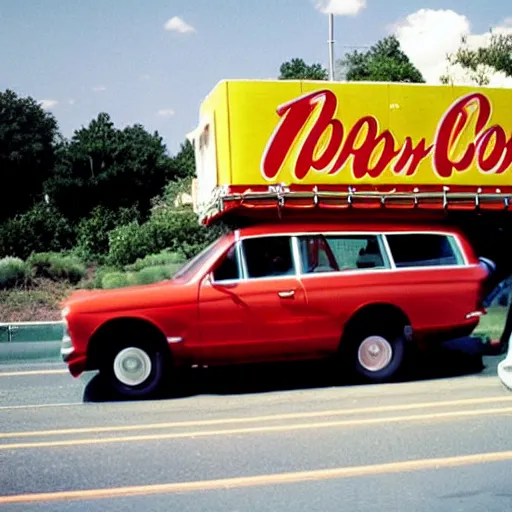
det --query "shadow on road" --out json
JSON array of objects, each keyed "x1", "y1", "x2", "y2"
[{"x1": 83, "y1": 343, "x2": 501, "y2": 403}]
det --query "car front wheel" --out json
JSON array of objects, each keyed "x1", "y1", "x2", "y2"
[{"x1": 102, "y1": 342, "x2": 167, "y2": 399}]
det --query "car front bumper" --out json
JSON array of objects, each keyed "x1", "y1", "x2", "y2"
[{"x1": 61, "y1": 323, "x2": 87, "y2": 377}]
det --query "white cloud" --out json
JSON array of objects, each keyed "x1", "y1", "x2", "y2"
[
  {"x1": 156, "y1": 108, "x2": 176, "y2": 118},
  {"x1": 314, "y1": 0, "x2": 366, "y2": 16},
  {"x1": 395, "y1": 9, "x2": 512, "y2": 86},
  {"x1": 164, "y1": 16, "x2": 195, "y2": 34},
  {"x1": 92, "y1": 86, "x2": 106, "y2": 93},
  {"x1": 39, "y1": 99, "x2": 58, "y2": 110}
]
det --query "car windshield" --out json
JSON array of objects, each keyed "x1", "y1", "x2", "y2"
[{"x1": 172, "y1": 236, "x2": 224, "y2": 282}]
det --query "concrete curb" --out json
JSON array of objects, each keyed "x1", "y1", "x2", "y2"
[{"x1": 0, "y1": 322, "x2": 64, "y2": 363}]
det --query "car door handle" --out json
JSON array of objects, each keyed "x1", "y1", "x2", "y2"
[{"x1": 278, "y1": 290, "x2": 295, "y2": 299}]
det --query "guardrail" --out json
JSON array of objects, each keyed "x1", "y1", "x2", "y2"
[{"x1": 0, "y1": 321, "x2": 64, "y2": 363}]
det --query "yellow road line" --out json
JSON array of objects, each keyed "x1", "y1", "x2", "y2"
[
  {"x1": 1, "y1": 406, "x2": 511, "y2": 451},
  {"x1": 2, "y1": 450, "x2": 512, "y2": 504},
  {"x1": 0, "y1": 369, "x2": 68, "y2": 377},
  {"x1": 2, "y1": 395, "x2": 512, "y2": 439}
]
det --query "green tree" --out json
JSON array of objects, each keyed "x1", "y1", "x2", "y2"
[
  {"x1": 279, "y1": 58, "x2": 328, "y2": 80},
  {"x1": 171, "y1": 139, "x2": 196, "y2": 178},
  {"x1": 0, "y1": 90, "x2": 59, "y2": 221},
  {"x1": 75, "y1": 205, "x2": 140, "y2": 262},
  {"x1": 339, "y1": 35, "x2": 425, "y2": 83},
  {"x1": 45, "y1": 113, "x2": 178, "y2": 220},
  {"x1": 0, "y1": 203, "x2": 74, "y2": 260},
  {"x1": 441, "y1": 33, "x2": 512, "y2": 85}
]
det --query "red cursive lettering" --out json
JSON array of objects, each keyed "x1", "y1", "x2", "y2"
[
  {"x1": 261, "y1": 89, "x2": 512, "y2": 182},
  {"x1": 476, "y1": 126, "x2": 512, "y2": 174},
  {"x1": 393, "y1": 137, "x2": 433, "y2": 176},
  {"x1": 434, "y1": 93, "x2": 489, "y2": 178}
]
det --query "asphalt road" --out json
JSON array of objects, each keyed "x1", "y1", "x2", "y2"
[{"x1": 0, "y1": 352, "x2": 511, "y2": 511}]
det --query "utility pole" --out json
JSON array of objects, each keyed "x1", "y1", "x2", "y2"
[{"x1": 328, "y1": 13, "x2": 335, "y2": 81}]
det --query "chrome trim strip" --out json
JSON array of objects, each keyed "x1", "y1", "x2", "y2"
[
  {"x1": 204, "y1": 263, "x2": 480, "y2": 285},
  {"x1": 167, "y1": 337, "x2": 183, "y2": 344},
  {"x1": 239, "y1": 240, "x2": 249, "y2": 281},
  {"x1": 291, "y1": 236, "x2": 303, "y2": 276},
  {"x1": 236, "y1": 240, "x2": 247, "y2": 281},
  {"x1": 465, "y1": 311, "x2": 484, "y2": 319},
  {"x1": 297, "y1": 264, "x2": 479, "y2": 279},
  {"x1": 239, "y1": 229, "x2": 469, "y2": 245},
  {"x1": 381, "y1": 234, "x2": 396, "y2": 270}
]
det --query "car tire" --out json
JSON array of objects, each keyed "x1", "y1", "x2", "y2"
[
  {"x1": 347, "y1": 326, "x2": 407, "y2": 383},
  {"x1": 101, "y1": 341, "x2": 168, "y2": 399}
]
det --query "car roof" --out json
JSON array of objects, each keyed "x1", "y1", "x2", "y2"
[{"x1": 237, "y1": 221, "x2": 462, "y2": 237}]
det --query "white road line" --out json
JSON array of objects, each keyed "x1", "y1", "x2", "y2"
[
  {"x1": 0, "y1": 369, "x2": 68, "y2": 377},
  {"x1": 0, "y1": 403, "x2": 82, "y2": 411}
]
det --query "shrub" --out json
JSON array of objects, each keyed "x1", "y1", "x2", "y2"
[
  {"x1": 28, "y1": 252, "x2": 86, "y2": 284},
  {"x1": 90, "y1": 265, "x2": 118, "y2": 289},
  {"x1": 107, "y1": 221, "x2": 147, "y2": 268},
  {"x1": 97, "y1": 266, "x2": 175, "y2": 290},
  {"x1": 135, "y1": 266, "x2": 174, "y2": 285},
  {"x1": 75, "y1": 206, "x2": 140, "y2": 262},
  {"x1": 101, "y1": 272, "x2": 130, "y2": 289},
  {"x1": 107, "y1": 209, "x2": 218, "y2": 267},
  {"x1": 0, "y1": 203, "x2": 75, "y2": 260},
  {"x1": 93, "y1": 260, "x2": 178, "y2": 290},
  {"x1": 0, "y1": 257, "x2": 30, "y2": 289},
  {"x1": 100, "y1": 271, "x2": 139, "y2": 289},
  {"x1": 125, "y1": 250, "x2": 186, "y2": 271}
]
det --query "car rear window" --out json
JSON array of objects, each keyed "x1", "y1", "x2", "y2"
[{"x1": 385, "y1": 233, "x2": 464, "y2": 268}]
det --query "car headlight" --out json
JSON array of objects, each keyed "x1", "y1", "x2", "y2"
[{"x1": 61, "y1": 306, "x2": 70, "y2": 320}]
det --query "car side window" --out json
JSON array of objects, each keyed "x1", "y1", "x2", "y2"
[
  {"x1": 242, "y1": 236, "x2": 295, "y2": 279},
  {"x1": 298, "y1": 234, "x2": 387, "y2": 273},
  {"x1": 213, "y1": 245, "x2": 240, "y2": 282},
  {"x1": 328, "y1": 235, "x2": 387, "y2": 270},
  {"x1": 385, "y1": 234, "x2": 463, "y2": 268},
  {"x1": 298, "y1": 236, "x2": 339, "y2": 273}
]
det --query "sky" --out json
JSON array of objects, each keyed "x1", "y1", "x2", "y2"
[{"x1": 0, "y1": 0, "x2": 510, "y2": 155}]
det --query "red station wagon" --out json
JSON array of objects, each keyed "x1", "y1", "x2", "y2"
[{"x1": 61, "y1": 222, "x2": 490, "y2": 398}]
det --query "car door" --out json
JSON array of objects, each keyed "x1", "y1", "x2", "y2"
[
  {"x1": 382, "y1": 232, "x2": 486, "y2": 334},
  {"x1": 198, "y1": 235, "x2": 311, "y2": 364},
  {"x1": 295, "y1": 233, "x2": 393, "y2": 352}
]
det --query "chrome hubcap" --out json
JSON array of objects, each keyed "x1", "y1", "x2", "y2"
[
  {"x1": 113, "y1": 347, "x2": 152, "y2": 387},
  {"x1": 358, "y1": 336, "x2": 393, "y2": 372}
]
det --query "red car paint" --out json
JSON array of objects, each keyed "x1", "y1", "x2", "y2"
[{"x1": 61, "y1": 221, "x2": 488, "y2": 381}]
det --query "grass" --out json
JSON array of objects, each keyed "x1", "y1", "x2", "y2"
[
  {"x1": 0, "y1": 256, "x2": 184, "y2": 321},
  {"x1": 474, "y1": 306, "x2": 508, "y2": 341},
  {"x1": 0, "y1": 278, "x2": 74, "y2": 322}
]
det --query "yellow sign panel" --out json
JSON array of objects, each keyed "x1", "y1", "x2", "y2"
[{"x1": 191, "y1": 80, "x2": 512, "y2": 205}]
